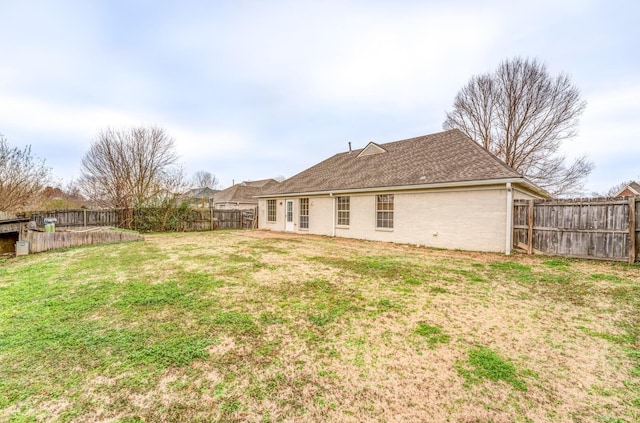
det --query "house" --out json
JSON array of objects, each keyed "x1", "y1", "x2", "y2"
[
  {"x1": 257, "y1": 129, "x2": 549, "y2": 254},
  {"x1": 183, "y1": 187, "x2": 220, "y2": 208},
  {"x1": 614, "y1": 181, "x2": 640, "y2": 197},
  {"x1": 214, "y1": 179, "x2": 280, "y2": 210}
]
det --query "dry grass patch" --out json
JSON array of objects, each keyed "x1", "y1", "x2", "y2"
[{"x1": 1, "y1": 230, "x2": 639, "y2": 422}]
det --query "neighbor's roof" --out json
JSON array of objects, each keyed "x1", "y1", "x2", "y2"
[
  {"x1": 215, "y1": 179, "x2": 279, "y2": 203},
  {"x1": 242, "y1": 179, "x2": 278, "y2": 188},
  {"x1": 262, "y1": 129, "x2": 533, "y2": 196},
  {"x1": 616, "y1": 181, "x2": 640, "y2": 196},
  {"x1": 184, "y1": 187, "x2": 220, "y2": 199}
]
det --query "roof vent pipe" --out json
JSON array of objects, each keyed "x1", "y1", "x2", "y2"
[{"x1": 348, "y1": 142, "x2": 352, "y2": 153}]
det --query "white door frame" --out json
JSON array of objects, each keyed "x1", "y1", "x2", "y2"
[{"x1": 285, "y1": 199, "x2": 294, "y2": 232}]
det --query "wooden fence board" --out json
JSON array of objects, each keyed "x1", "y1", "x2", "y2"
[
  {"x1": 18, "y1": 207, "x2": 256, "y2": 233},
  {"x1": 636, "y1": 199, "x2": 640, "y2": 263},
  {"x1": 26, "y1": 230, "x2": 143, "y2": 253},
  {"x1": 514, "y1": 197, "x2": 639, "y2": 262}
]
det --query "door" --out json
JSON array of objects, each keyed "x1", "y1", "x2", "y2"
[{"x1": 285, "y1": 200, "x2": 294, "y2": 231}]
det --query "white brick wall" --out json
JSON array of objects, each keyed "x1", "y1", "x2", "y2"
[
  {"x1": 258, "y1": 186, "x2": 536, "y2": 253},
  {"x1": 258, "y1": 199, "x2": 285, "y2": 232}
]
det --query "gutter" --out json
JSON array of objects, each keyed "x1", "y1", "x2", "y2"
[
  {"x1": 505, "y1": 182, "x2": 513, "y2": 255},
  {"x1": 257, "y1": 177, "x2": 551, "y2": 199},
  {"x1": 329, "y1": 193, "x2": 336, "y2": 237}
]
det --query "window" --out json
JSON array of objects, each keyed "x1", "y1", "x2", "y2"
[
  {"x1": 267, "y1": 199, "x2": 277, "y2": 222},
  {"x1": 299, "y1": 198, "x2": 309, "y2": 229},
  {"x1": 376, "y1": 194, "x2": 394, "y2": 229},
  {"x1": 337, "y1": 196, "x2": 350, "y2": 226}
]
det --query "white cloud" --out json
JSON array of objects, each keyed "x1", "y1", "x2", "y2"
[
  {"x1": 0, "y1": 0, "x2": 637, "y2": 193},
  {"x1": 161, "y1": 2, "x2": 502, "y2": 111},
  {"x1": 570, "y1": 84, "x2": 640, "y2": 159},
  {"x1": 0, "y1": 94, "x2": 254, "y2": 153},
  {"x1": 169, "y1": 126, "x2": 252, "y2": 161},
  {"x1": 559, "y1": 83, "x2": 640, "y2": 192},
  {"x1": 0, "y1": 94, "x2": 138, "y2": 142},
  {"x1": 301, "y1": 11, "x2": 501, "y2": 109}
]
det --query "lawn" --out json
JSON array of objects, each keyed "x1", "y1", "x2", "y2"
[{"x1": 1, "y1": 230, "x2": 639, "y2": 422}]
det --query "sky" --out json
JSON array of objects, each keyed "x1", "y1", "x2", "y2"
[{"x1": 0, "y1": 0, "x2": 638, "y2": 194}]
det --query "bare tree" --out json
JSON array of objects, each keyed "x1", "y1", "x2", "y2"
[
  {"x1": 79, "y1": 126, "x2": 184, "y2": 209},
  {"x1": 31, "y1": 179, "x2": 89, "y2": 210},
  {"x1": 0, "y1": 134, "x2": 51, "y2": 212},
  {"x1": 599, "y1": 180, "x2": 635, "y2": 197},
  {"x1": 192, "y1": 170, "x2": 219, "y2": 189},
  {"x1": 444, "y1": 57, "x2": 593, "y2": 197},
  {"x1": 274, "y1": 175, "x2": 286, "y2": 183}
]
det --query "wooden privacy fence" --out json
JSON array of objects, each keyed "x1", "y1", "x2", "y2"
[
  {"x1": 25, "y1": 209, "x2": 123, "y2": 228},
  {"x1": 26, "y1": 230, "x2": 144, "y2": 253},
  {"x1": 513, "y1": 197, "x2": 639, "y2": 263},
  {"x1": 18, "y1": 207, "x2": 257, "y2": 232}
]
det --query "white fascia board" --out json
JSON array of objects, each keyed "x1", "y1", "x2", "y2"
[
  {"x1": 615, "y1": 185, "x2": 640, "y2": 197},
  {"x1": 256, "y1": 178, "x2": 549, "y2": 198}
]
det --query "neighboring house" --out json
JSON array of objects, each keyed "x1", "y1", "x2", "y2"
[
  {"x1": 214, "y1": 179, "x2": 280, "y2": 210},
  {"x1": 614, "y1": 181, "x2": 640, "y2": 197},
  {"x1": 257, "y1": 129, "x2": 549, "y2": 254},
  {"x1": 184, "y1": 187, "x2": 220, "y2": 208}
]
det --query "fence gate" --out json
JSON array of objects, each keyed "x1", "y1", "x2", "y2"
[{"x1": 513, "y1": 197, "x2": 639, "y2": 263}]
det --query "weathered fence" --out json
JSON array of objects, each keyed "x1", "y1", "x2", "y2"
[
  {"x1": 26, "y1": 230, "x2": 144, "y2": 253},
  {"x1": 513, "y1": 197, "x2": 639, "y2": 263},
  {"x1": 18, "y1": 207, "x2": 257, "y2": 232},
  {"x1": 24, "y1": 209, "x2": 123, "y2": 228}
]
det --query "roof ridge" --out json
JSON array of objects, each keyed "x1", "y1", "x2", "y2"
[
  {"x1": 260, "y1": 129, "x2": 540, "y2": 197},
  {"x1": 453, "y1": 129, "x2": 523, "y2": 178},
  {"x1": 332, "y1": 129, "x2": 461, "y2": 158},
  {"x1": 375, "y1": 129, "x2": 459, "y2": 148}
]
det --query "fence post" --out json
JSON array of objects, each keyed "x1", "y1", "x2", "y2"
[
  {"x1": 254, "y1": 206, "x2": 258, "y2": 229},
  {"x1": 630, "y1": 197, "x2": 636, "y2": 264},
  {"x1": 527, "y1": 200, "x2": 534, "y2": 254},
  {"x1": 83, "y1": 209, "x2": 87, "y2": 227},
  {"x1": 211, "y1": 206, "x2": 214, "y2": 231}
]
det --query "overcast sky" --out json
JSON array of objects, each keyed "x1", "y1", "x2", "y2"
[{"x1": 1, "y1": 0, "x2": 638, "y2": 193}]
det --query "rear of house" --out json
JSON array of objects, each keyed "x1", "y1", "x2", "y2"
[{"x1": 257, "y1": 130, "x2": 548, "y2": 253}]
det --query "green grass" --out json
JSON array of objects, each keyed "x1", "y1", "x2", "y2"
[
  {"x1": 414, "y1": 322, "x2": 450, "y2": 348},
  {"x1": 0, "y1": 231, "x2": 639, "y2": 422},
  {"x1": 456, "y1": 346, "x2": 528, "y2": 391}
]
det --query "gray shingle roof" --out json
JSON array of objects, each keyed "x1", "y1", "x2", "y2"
[
  {"x1": 184, "y1": 187, "x2": 220, "y2": 199},
  {"x1": 263, "y1": 129, "x2": 523, "y2": 195},
  {"x1": 215, "y1": 179, "x2": 279, "y2": 203}
]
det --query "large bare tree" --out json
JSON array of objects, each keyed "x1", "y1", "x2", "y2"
[
  {"x1": 444, "y1": 57, "x2": 593, "y2": 197},
  {"x1": 79, "y1": 126, "x2": 186, "y2": 209},
  {"x1": 192, "y1": 170, "x2": 219, "y2": 189},
  {"x1": 0, "y1": 135, "x2": 51, "y2": 212}
]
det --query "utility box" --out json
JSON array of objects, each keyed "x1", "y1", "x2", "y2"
[{"x1": 15, "y1": 241, "x2": 29, "y2": 256}]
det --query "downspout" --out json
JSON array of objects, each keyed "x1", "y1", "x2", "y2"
[
  {"x1": 505, "y1": 182, "x2": 513, "y2": 255},
  {"x1": 330, "y1": 193, "x2": 336, "y2": 237}
]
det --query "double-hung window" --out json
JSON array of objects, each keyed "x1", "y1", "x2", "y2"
[
  {"x1": 267, "y1": 199, "x2": 277, "y2": 223},
  {"x1": 337, "y1": 196, "x2": 350, "y2": 226},
  {"x1": 299, "y1": 198, "x2": 309, "y2": 229},
  {"x1": 376, "y1": 194, "x2": 394, "y2": 229}
]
